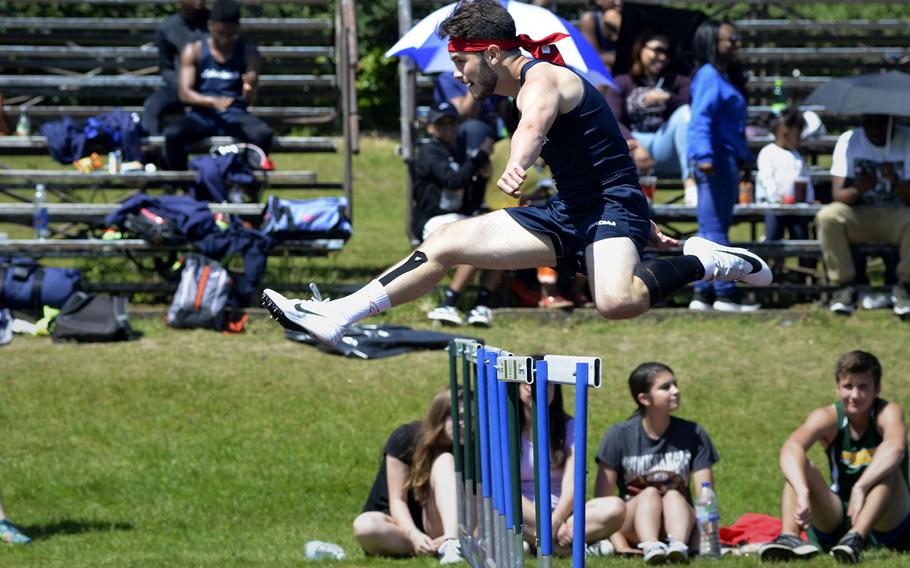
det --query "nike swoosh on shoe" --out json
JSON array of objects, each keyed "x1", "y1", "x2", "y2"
[{"x1": 727, "y1": 250, "x2": 763, "y2": 274}]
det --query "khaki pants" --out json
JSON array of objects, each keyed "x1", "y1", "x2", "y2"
[{"x1": 815, "y1": 202, "x2": 910, "y2": 285}]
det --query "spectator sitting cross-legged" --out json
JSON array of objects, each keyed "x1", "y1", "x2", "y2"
[
  {"x1": 411, "y1": 102, "x2": 500, "y2": 328},
  {"x1": 592, "y1": 362, "x2": 719, "y2": 564},
  {"x1": 606, "y1": 30, "x2": 694, "y2": 201},
  {"x1": 353, "y1": 388, "x2": 463, "y2": 565},
  {"x1": 163, "y1": 0, "x2": 273, "y2": 171},
  {"x1": 142, "y1": 0, "x2": 209, "y2": 136},
  {"x1": 517, "y1": 373, "x2": 626, "y2": 557},
  {"x1": 816, "y1": 113, "x2": 910, "y2": 317},
  {"x1": 758, "y1": 351, "x2": 909, "y2": 564},
  {"x1": 687, "y1": 19, "x2": 758, "y2": 313},
  {"x1": 755, "y1": 109, "x2": 816, "y2": 271}
]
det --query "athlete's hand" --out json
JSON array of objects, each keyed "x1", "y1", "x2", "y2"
[
  {"x1": 847, "y1": 485, "x2": 867, "y2": 526},
  {"x1": 649, "y1": 220, "x2": 678, "y2": 249},
  {"x1": 498, "y1": 161, "x2": 527, "y2": 198},
  {"x1": 794, "y1": 493, "x2": 813, "y2": 529}
]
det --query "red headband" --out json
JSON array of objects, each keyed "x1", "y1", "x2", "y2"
[{"x1": 448, "y1": 33, "x2": 569, "y2": 65}]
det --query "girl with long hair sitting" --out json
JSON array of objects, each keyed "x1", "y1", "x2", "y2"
[
  {"x1": 593, "y1": 362, "x2": 719, "y2": 564},
  {"x1": 353, "y1": 388, "x2": 462, "y2": 564}
]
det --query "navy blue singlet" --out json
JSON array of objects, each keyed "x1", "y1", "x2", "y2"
[
  {"x1": 196, "y1": 38, "x2": 246, "y2": 101},
  {"x1": 520, "y1": 59, "x2": 638, "y2": 208}
]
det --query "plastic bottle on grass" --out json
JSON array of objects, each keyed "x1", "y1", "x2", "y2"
[
  {"x1": 696, "y1": 482, "x2": 721, "y2": 559},
  {"x1": 304, "y1": 540, "x2": 346, "y2": 560},
  {"x1": 33, "y1": 183, "x2": 50, "y2": 240}
]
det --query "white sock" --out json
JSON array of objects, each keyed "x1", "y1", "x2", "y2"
[
  {"x1": 698, "y1": 257, "x2": 716, "y2": 281},
  {"x1": 329, "y1": 279, "x2": 391, "y2": 326}
]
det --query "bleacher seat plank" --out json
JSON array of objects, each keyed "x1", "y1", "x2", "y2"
[
  {"x1": 0, "y1": 135, "x2": 338, "y2": 152},
  {"x1": 0, "y1": 238, "x2": 347, "y2": 258},
  {"x1": 741, "y1": 46, "x2": 910, "y2": 62},
  {"x1": 0, "y1": 17, "x2": 332, "y2": 32},
  {"x1": 737, "y1": 18, "x2": 910, "y2": 33},
  {"x1": 0, "y1": 74, "x2": 335, "y2": 90},
  {"x1": 0, "y1": 169, "x2": 318, "y2": 186},
  {"x1": 0, "y1": 45, "x2": 334, "y2": 60},
  {"x1": 0, "y1": 202, "x2": 266, "y2": 224},
  {"x1": 1, "y1": 105, "x2": 336, "y2": 122}
]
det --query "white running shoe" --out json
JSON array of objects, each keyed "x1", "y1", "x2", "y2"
[
  {"x1": 683, "y1": 237, "x2": 772, "y2": 286},
  {"x1": 428, "y1": 305, "x2": 464, "y2": 326},
  {"x1": 438, "y1": 538, "x2": 463, "y2": 565},
  {"x1": 713, "y1": 299, "x2": 761, "y2": 313},
  {"x1": 584, "y1": 539, "x2": 615, "y2": 557},
  {"x1": 638, "y1": 541, "x2": 668, "y2": 565},
  {"x1": 467, "y1": 305, "x2": 493, "y2": 327},
  {"x1": 261, "y1": 287, "x2": 346, "y2": 347},
  {"x1": 666, "y1": 536, "x2": 689, "y2": 563}
]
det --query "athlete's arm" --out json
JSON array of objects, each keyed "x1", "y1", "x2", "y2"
[
  {"x1": 178, "y1": 42, "x2": 231, "y2": 111},
  {"x1": 847, "y1": 402, "x2": 908, "y2": 522},
  {"x1": 497, "y1": 70, "x2": 560, "y2": 198},
  {"x1": 386, "y1": 454, "x2": 435, "y2": 554},
  {"x1": 779, "y1": 406, "x2": 837, "y2": 528}
]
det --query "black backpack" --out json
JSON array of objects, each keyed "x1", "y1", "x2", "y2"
[
  {"x1": 52, "y1": 292, "x2": 139, "y2": 343},
  {"x1": 123, "y1": 207, "x2": 185, "y2": 246}
]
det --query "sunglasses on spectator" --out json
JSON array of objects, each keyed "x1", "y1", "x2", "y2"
[{"x1": 644, "y1": 44, "x2": 669, "y2": 56}]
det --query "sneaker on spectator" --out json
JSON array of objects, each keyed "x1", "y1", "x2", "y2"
[
  {"x1": 638, "y1": 541, "x2": 668, "y2": 565},
  {"x1": 0, "y1": 519, "x2": 30, "y2": 545},
  {"x1": 829, "y1": 286, "x2": 857, "y2": 315},
  {"x1": 428, "y1": 305, "x2": 464, "y2": 326},
  {"x1": 438, "y1": 538, "x2": 463, "y2": 565},
  {"x1": 539, "y1": 294, "x2": 574, "y2": 309},
  {"x1": 467, "y1": 305, "x2": 493, "y2": 327},
  {"x1": 714, "y1": 290, "x2": 761, "y2": 313},
  {"x1": 830, "y1": 531, "x2": 863, "y2": 564},
  {"x1": 859, "y1": 291, "x2": 892, "y2": 310},
  {"x1": 688, "y1": 289, "x2": 713, "y2": 311},
  {"x1": 892, "y1": 282, "x2": 910, "y2": 318},
  {"x1": 584, "y1": 539, "x2": 614, "y2": 557},
  {"x1": 666, "y1": 536, "x2": 689, "y2": 563},
  {"x1": 758, "y1": 533, "x2": 819, "y2": 562}
]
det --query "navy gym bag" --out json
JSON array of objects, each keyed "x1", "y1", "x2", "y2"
[
  {"x1": 260, "y1": 196, "x2": 352, "y2": 239},
  {"x1": 0, "y1": 257, "x2": 82, "y2": 312}
]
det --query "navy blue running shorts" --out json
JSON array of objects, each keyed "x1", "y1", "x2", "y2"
[{"x1": 505, "y1": 184, "x2": 651, "y2": 276}]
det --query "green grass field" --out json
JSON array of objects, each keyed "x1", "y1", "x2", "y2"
[{"x1": 2, "y1": 137, "x2": 909, "y2": 566}]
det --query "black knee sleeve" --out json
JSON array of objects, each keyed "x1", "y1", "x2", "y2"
[{"x1": 634, "y1": 255, "x2": 705, "y2": 306}]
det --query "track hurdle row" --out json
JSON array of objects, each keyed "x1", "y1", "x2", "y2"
[{"x1": 448, "y1": 338, "x2": 602, "y2": 568}]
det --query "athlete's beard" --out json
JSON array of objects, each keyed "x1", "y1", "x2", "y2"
[{"x1": 472, "y1": 57, "x2": 499, "y2": 100}]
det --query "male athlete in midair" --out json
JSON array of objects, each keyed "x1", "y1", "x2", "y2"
[{"x1": 261, "y1": 0, "x2": 772, "y2": 346}]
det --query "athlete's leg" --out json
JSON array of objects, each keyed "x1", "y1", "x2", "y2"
[
  {"x1": 263, "y1": 211, "x2": 557, "y2": 345},
  {"x1": 780, "y1": 460, "x2": 844, "y2": 535},
  {"x1": 852, "y1": 466, "x2": 910, "y2": 538}
]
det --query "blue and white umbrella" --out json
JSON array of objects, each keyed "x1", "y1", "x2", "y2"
[{"x1": 385, "y1": 0, "x2": 614, "y2": 88}]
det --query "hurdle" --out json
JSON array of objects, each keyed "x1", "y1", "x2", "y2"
[{"x1": 448, "y1": 339, "x2": 602, "y2": 568}]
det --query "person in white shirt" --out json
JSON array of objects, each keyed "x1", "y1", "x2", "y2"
[{"x1": 816, "y1": 114, "x2": 910, "y2": 317}]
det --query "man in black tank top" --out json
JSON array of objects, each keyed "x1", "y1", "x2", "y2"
[
  {"x1": 759, "y1": 351, "x2": 910, "y2": 563},
  {"x1": 163, "y1": 0, "x2": 272, "y2": 171},
  {"x1": 259, "y1": 0, "x2": 771, "y2": 350}
]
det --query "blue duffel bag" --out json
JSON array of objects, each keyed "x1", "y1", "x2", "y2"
[
  {"x1": 260, "y1": 196, "x2": 352, "y2": 239},
  {"x1": 0, "y1": 257, "x2": 82, "y2": 312}
]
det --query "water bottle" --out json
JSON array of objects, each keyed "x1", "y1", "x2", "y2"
[
  {"x1": 33, "y1": 183, "x2": 50, "y2": 240},
  {"x1": 696, "y1": 482, "x2": 721, "y2": 559},
  {"x1": 15, "y1": 108, "x2": 30, "y2": 136},
  {"x1": 303, "y1": 540, "x2": 346, "y2": 561},
  {"x1": 770, "y1": 79, "x2": 786, "y2": 116}
]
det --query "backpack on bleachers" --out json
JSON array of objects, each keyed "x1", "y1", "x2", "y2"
[
  {"x1": 0, "y1": 257, "x2": 82, "y2": 312},
  {"x1": 260, "y1": 196, "x2": 352, "y2": 239},
  {"x1": 52, "y1": 292, "x2": 137, "y2": 343},
  {"x1": 123, "y1": 207, "x2": 186, "y2": 246},
  {"x1": 167, "y1": 255, "x2": 231, "y2": 330}
]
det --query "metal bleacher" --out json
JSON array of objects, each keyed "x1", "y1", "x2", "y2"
[{"x1": 0, "y1": 0, "x2": 359, "y2": 285}]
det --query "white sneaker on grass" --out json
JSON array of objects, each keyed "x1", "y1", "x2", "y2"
[
  {"x1": 683, "y1": 237, "x2": 772, "y2": 286},
  {"x1": 261, "y1": 287, "x2": 347, "y2": 347},
  {"x1": 438, "y1": 538, "x2": 463, "y2": 565},
  {"x1": 666, "y1": 536, "x2": 689, "y2": 563},
  {"x1": 638, "y1": 541, "x2": 668, "y2": 565},
  {"x1": 428, "y1": 305, "x2": 464, "y2": 326},
  {"x1": 584, "y1": 539, "x2": 614, "y2": 557},
  {"x1": 467, "y1": 305, "x2": 493, "y2": 327}
]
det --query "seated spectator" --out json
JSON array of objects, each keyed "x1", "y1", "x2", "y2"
[
  {"x1": 593, "y1": 362, "x2": 719, "y2": 564},
  {"x1": 688, "y1": 19, "x2": 757, "y2": 313},
  {"x1": 0, "y1": 490, "x2": 30, "y2": 545},
  {"x1": 353, "y1": 388, "x2": 462, "y2": 564},
  {"x1": 142, "y1": 0, "x2": 209, "y2": 136},
  {"x1": 759, "y1": 351, "x2": 909, "y2": 563},
  {"x1": 815, "y1": 113, "x2": 910, "y2": 317},
  {"x1": 606, "y1": 31, "x2": 693, "y2": 197},
  {"x1": 579, "y1": 0, "x2": 623, "y2": 73},
  {"x1": 411, "y1": 103, "x2": 499, "y2": 328},
  {"x1": 164, "y1": 0, "x2": 273, "y2": 171},
  {"x1": 518, "y1": 377, "x2": 625, "y2": 556},
  {"x1": 755, "y1": 109, "x2": 815, "y2": 270}
]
